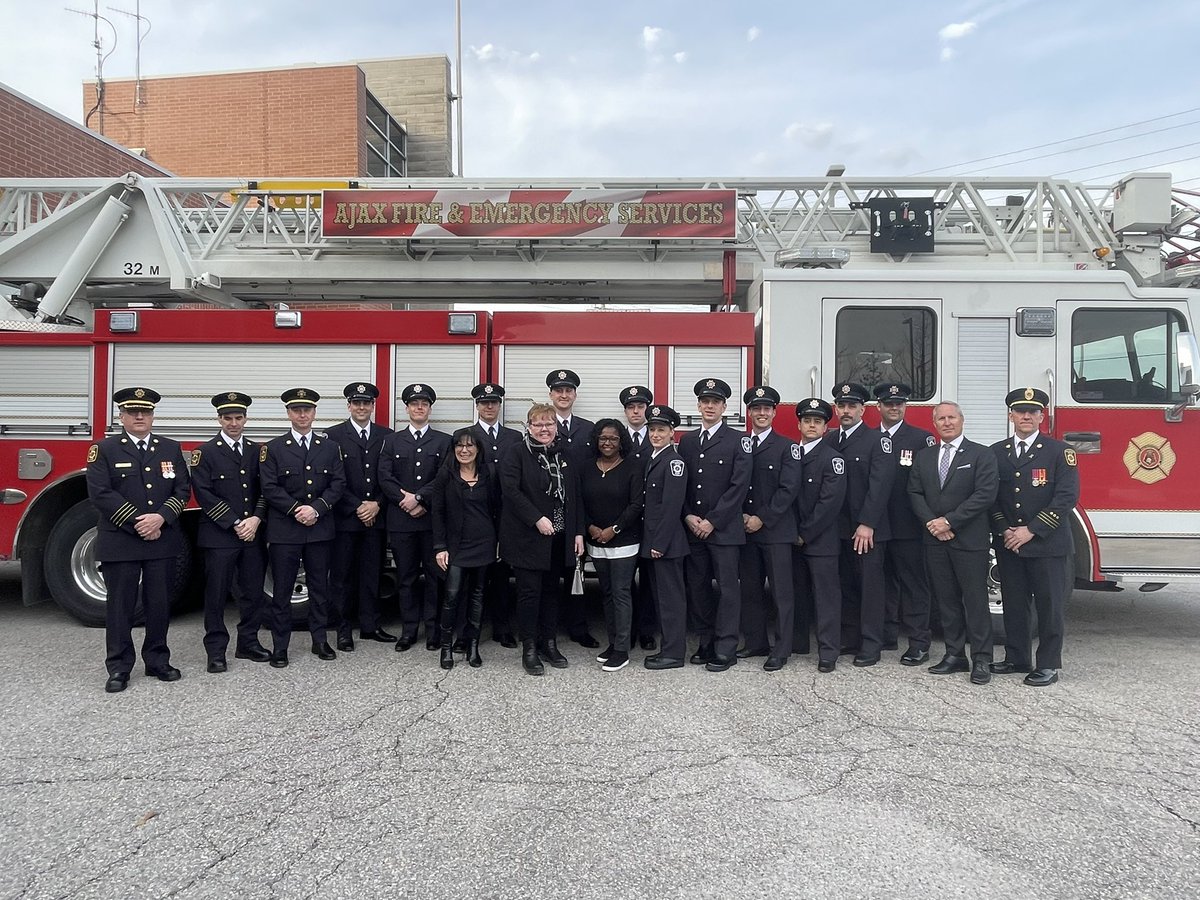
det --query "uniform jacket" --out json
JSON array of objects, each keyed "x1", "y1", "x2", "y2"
[
  {"x1": 989, "y1": 433, "x2": 1080, "y2": 557},
  {"x1": 430, "y1": 463, "x2": 501, "y2": 557},
  {"x1": 908, "y1": 438, "x2": 999, "y2": 552},
  {"x1": 677, "y1": 423, "x2": 753, "y2": 545},
  {"x1": 325, "y1": 420, "x2": 395, "y2": 532},
  {"x1": 378, "y1": 426, "x2": 453, "y2": 533},
  {"x1": 882, "y1": 421, "x2": 936, "y2": 540},
  {"x1": 471, "y1": 420, "x2": 523, "y2": 469},
  {"x1": 742, "y1": 430, "x2": 801, "y2": 544},
  {"x1": 795, "y1": 439, "x2": 847, "y2": 556},
  {"x1": 627, "y1": 428, "x2": 652, "y2": 469},
  {"x1": 498, "y1": 440, "x2": 583, "y2": 571},
  {"x1": 190, "y1": 435, "x2": 268, "y2": 549},
  {"x1": 641, "y1": 446, "x2": 690, "y2": 559},
  {"x1": 556, "y1": 414, "x2": 595, "y2": 468},
  {"x1": 259, "y1": 431, "x2": 346, "y2": 544},
  {"x1": 85, "y1": 432, "x2": 190, "y2": 562},
  {"x1": 835, "y1": 423, "x2": 896, "y2": 541}
]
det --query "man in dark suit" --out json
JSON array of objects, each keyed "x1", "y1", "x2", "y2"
[
  {"x1": 86, "y1": 387, "x2": 190, "y2": 693},
  {"x1": 470, "y1": 382, "x2": 522, "y2": 647},
  {"x1": 908, "y1": 401, "x2": 999, "y2": 685},
  {"x1": 260, "y1": 388, "x2": 346, "y2": 667},
  {"x1": 190, "y1": 391, "x2": 272, "y2": 673},
  {"x1": 621, "y1": 384, "x2": 657, "y2": 650},
  {"x1": 873, "y1": 382, "x2": 938, "y2": 665},
  {"x1": 738, "y1": 386, "x2": 802, "y2": 671},
  {"x1": 792, "y1": 398, "x2": 847, "y2": 673},
  {"x1": 678, "y1": 377, "x2": 752, "y2": 671},
  {"x1": 325, "y1": 382, "x2": 396, "y2": 651},
  {"x1": 990, "y1": 387, "x2": 1081, "y2": 687},
  {"x1": 831, "y1": 382, "x2": 895, "y2": 667},
  {"x1": 379, "y1": 382, "x2": 453, "y2": 650},
  {"x1": 546, "y1": 368, "x2": 599, "y2": 648}
]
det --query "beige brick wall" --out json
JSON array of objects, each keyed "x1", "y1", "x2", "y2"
[{"x1": 357, "y1": 56, "x2": 453, "y2": 178}]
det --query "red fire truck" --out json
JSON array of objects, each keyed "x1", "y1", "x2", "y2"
[{"x1": 1, "y1": 173, "x2": 1197, "y2": 623}]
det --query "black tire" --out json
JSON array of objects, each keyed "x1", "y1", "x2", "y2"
[
  {"x1": 44, "y1": 500, "x2": 192, "y2": 627},
  {"x1": 262, "y1": 562, "x2": 311, "y2": 626}
]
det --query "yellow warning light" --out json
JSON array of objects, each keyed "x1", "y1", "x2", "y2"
[{"x1": 1093, "y1": 247, "x2": 1112, "y2": 260}]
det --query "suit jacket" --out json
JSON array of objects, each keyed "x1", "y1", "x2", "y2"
[
  {"x1": 85, "y1": 432, "x2": 190, "y2": 562},
  {"x1": 498, "y1": 440, "x2": 583, "y2": 571},
  {"x1": 378, "y1": 426, "x2": 453, "y2": 533},
  {"x1": 742, "y1": 430, "x2": 801, "y2": 544},
  {"x1": 324, "y1": 420, "x2": 394, "y2": 532},
  {"x1": 557, "y1": 414, "x2": 595, "y2": 468},
  {"x1": 641, "y1": 446, "x2": 690, "y2": 559},
  {"x1": 882, "y1": 421, "x2": 936, "y2": 541},
  {"x1": 989, "y1": 433, "x2": 1080, "y2": 557},
  {"x1": 259, "y1": 431, "x2": 345, "y2": 544},
  {"x1": 835, "y1": 423, "x2": 895, "y2": 541},
  {"x1": 795, "y1": 439, "x2": 846, "y2": 556},
  {"x1": 677, "y1": 423, "x2": 753, "y2": 545},
  {"x1": 190, "y1": 435, "x2": 268, "y2": 549},
  {"x1": 908, "y1": 438, "x2": 999, "y2": 552},
  {"x1": 471, "y1": 420, "x2": 523, "y2": 469}
]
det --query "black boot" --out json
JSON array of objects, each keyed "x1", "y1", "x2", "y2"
[
  {"x1": 439, "y1": 646, "x2": 454, "y2": 670},
  {"x1": 467, "y1": 639, "x2": 482, "y2": 668},
  {"x1": 537, "y1": 638, "x2": 569, "y2": 669},
  {"x1": 521, "y1": 640, "x2": 544, "y2": 676}
]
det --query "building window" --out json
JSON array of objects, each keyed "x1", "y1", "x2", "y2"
[
  {"x1": 1071, "y1": 308, "x2": 1186, "y2": 403},
  {"x1": 834, "y1": 306, "x2": 937, "y2": 400},
  {"x1": 365, "y1": 91, "x2": 407, "y2": 178}
]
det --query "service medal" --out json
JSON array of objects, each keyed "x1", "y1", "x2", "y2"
[
  {"x1": 1031, "y1": 468, "x2": 1047, "y2": 487},
  {"x1": 900, "y1": 449, "x2": 913, "y2": 467}
]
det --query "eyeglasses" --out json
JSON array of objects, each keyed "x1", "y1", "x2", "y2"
[
  {"x1": 528, "y1": 422, "x2": 556, "y2": 430},
  {"x1": 455, "y1": 443, "x2": 475, "y2": 450},
  {"x1": 597, "y1": 436, "x2": 621, "y2": 443}
]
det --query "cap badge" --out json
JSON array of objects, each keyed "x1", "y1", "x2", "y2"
[
  {"x1": 809, "y1": 399, "x2": 819, "y2": 408},
  {"x1": 841, "y1": 385, "x2": 850, "y2": 394},
  {"x1": 357, "y1": 384, "x2": 366, "y2": 393},
  {"x1": 227, "y1": 392, "x2": 238, "y2": 401},
  {"x1": 484, "y1": 385, "x2": 494, "y2": 394},
  {"x1": 889, "y1": 385, "x2": 899, "y2": 395},
  {"x1": 706, "y1": 379, "x2": 716, "y2": 389},
  {"x1": 558, "y1": 371, "x2": 567, "y2": 380},
  {"x1": 413, "y1": 385, "x2": 422, "y2": 393},
  {"x1": 296, "y1": 389, "x2": 307, "y2": 398},
  {"x1": 755, "y1": 388, "x2": 765, "y2": 397},
  {"x1": 629, "y1": 388, "x2": 638, "y2": 397},
  {"x1": 1024, "y1": 388, "x2": 1035, "y2": 401},
  {"x1": 651, "y1": 407, "x2": 661, "y2": 416},
  {"x1": 134, "y1": 388, "x2": 146, "y2": 398}
]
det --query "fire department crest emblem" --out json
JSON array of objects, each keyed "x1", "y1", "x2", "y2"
[
  {"x1": 1123, "y1": 432, "x2": 1175, "y2": 484},
  {"x1": 629, "y1": 388, "x2": 638, "y2": 398},
  {"x1": 558, "y1": 371, "x2": 567, "y2": 380},
  {"x1": 1024, "y1": 388, "x2": 1035, "y2": 401},
  {"x1": 880, "y1": 437, "x2": 892, "y2": 454},
  {"x1": 755, "y1": 388, "x2": 765, "y2": 398},
  {"x1": 227, "y1": 392, "x2": 238, "y2": 401},
  {"x1": 87, "y1": 444, "x2": 98, "y2": 463},
  {"x1": 889, "y1": 385, "x2": 899, "y2": 396},
  {"x1": 791, "y1": 443, "x2": 801, "y2": 460},
  {"x1": 134, "y1": 388, "x2": 145, "y2": 399},
  {"x1": 413, "y1": 385, "x2": 422, "y2": 393},
  {"x1": 832, "y1": 458, "x2": 845, "y2": 475},
  {"x1": 296, "y1": 389, "x2": 307, "y2": 398},
  {"x1": 191, "y1": 449, "x2": 202, "y2": 466},
  {"x1": 841, "y1": 385, "x2": 850, "y2": 395},
  {"x1": 651, "y1": 407, "x2": 660, "y2": 416},
  {"x1": 706, "y1": 379, "x2": 716, "y2": 389},
  {"x1": 669, "y1": 459, "x2": 684, "y2": 477},
  {"x1": 357, "y1": 384, "x2": 366, "y2": 393},
  {"x1": 741, "y1": 436, "x2": 753, "y2": 453},
  {"x1": 484, "y1": 385, "x2": 494, "y2": 394},
  {"x1": 809, "y1": 400, "x2": 820, "y2": 409}
]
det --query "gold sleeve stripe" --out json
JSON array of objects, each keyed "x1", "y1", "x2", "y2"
[
  {"x1": 112, "y1": 503, "x2": 138, "y2": 527},
  {"x1": 318, "y1": 498, "x2": 332, "y2": 511},
  {"x1": 286, "y1": 502, "x2": 299, "y2": 515},
  {"x1": 1037, "y1": 511, "x2": 1060, "y2": 528},
  {"x1": 206, "y1": 502, "x2": 230, "y2": 520},
  {"x1": 165, "y1": 497, "x2": 187, "y2": 515}
]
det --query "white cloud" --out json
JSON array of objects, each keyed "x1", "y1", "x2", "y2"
[
  {"x1": 747, "y1": 26, "x2": 761, "y2": 42},
  {"x1": 673, "y1": 51, "x2": 687, "y2": 63},
  {"x1": 472, "y1": 43, "x2": 495, "y2": 61},
  {"x1": 642, "y1": 26, "x2": 663, "y2": 51},
  {"x1": 939, "y1": 21, "x2": 977, "y2": 41},
  {"x1": 784, "y1": 121, "x2": 835, "y2": 148},
  {"x1": 470, "y1": 43, "x2": 540, "y2": 65},
  {"x1": 940, "y1": 46, "x2": 956, "y2": 62}
]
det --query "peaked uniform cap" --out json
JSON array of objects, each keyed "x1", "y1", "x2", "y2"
[
  {"x1": 113, "y1": 386, "x2": 161, "y2": 409},
  {"x1": 212, "y1": 391, "x2": 252, "y2": 412}
]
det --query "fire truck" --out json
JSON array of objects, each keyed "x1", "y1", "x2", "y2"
[{"x1": 1, "y1": 172, "x2": 1197, "y2": 625}]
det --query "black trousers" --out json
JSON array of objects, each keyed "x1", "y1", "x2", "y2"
[
  {"x1": 441, "y1": 564, "x2": 486, "y2": 646},
  {"x1": 884, "y1": 536, "x2": 933, "y2": 651},
  {"x1": 390, "y1": 530, "x2": 440, "y2": 637},
  {"x1": 839, "y1": 539, "x2": 887, "y2": 656},
  {"x1": 268, "y1": 540, "x2": 333, "y2": 651},
  {"x1": 484, "y1": 559, "x2": 515, "y2": 638},
  {"x1": 514, "y1": 567, "x2": 559, "y2": 643},
  {"x1": 740, "y1": 542, "x2": 795, "y2": 659},
  {"x1": 926, "y1": 542, "x2": 993, "y2": 661},
  {"x1": 793, "y1": 549, "x2": 841, "y2": 664},
  {"x1": 202, "y1": 541, "x2": 266, "y2": 658},
  {"x1": 330, "y1": 527, "x2": 386, "y2": 636},
  {"x1": 101, "y1": 557, "x2": 173, "y2": 676},
  {"x1": 594, "y1": 554, "x2": 638, "y2": 653},
  {"x1": 631, "y1": 556, "x2": 658, "y2": 639},
  {"x1": 686, "y1": 541, "x2": 742, "y2": 657},
  {"x1": 649, "y1": 555, "x2": 688, "y2": 660},
  {"x1": 995, "y1": 545, "x2": 1071, "y2": 669}
]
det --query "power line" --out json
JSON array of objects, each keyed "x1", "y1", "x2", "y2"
[
  {"x1": 1051, "y1": 140, "x2": 1200, "y2": 178},
  {"x1": 1087, "y1": 153, "x2": 1200, "y2": 185}
]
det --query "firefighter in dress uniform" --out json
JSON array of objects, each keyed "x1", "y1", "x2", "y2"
[
  {"x1": 259, "y1": 388, "x2": 346, "y2": 667},
  {"x1": 190, "y1": 391, "x2": 272, "y2": 673},
  {"x1": 989, "y1": 388, "x2": 1081, "y2": 686},
  {"x1": 737, "y1": 386, "x2": 803, "y2": 671},
  {"x1": 677, "y1": 377, "x2": 753, "y2": 672},
  {"x1": 621, "y1": 384, "x2": 658, "y2": 651},
  {"x1": 791, "y1": 398, "x2": 847, "y2": 672},
  {"x1": 86, "y1": 387, "x2": 190, "y2": 693},
  {"x1": 325, "y1": 382, "x2": 396, "y2": 651}
]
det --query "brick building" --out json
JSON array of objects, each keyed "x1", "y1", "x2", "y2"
[{"x1": 84, "y1": 56, "x2": 453, "y2": 179}]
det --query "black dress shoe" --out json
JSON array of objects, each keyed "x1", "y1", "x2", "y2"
[
  {"x1": 440, "y1": 647, "x2": 454, "y2": 670},
  {"x1": 570, "y1": 632, "x2": 600, "y2": 649},
  {"x1": 971, "y1": 659, "x2": 992, "y2": 685},
  {"x1": 817, "y1": 659, "x2": 836, "y2": 673},
  {"x1": 521, "y1": 641, "x2": 544, "y2": 676},
  {"x1": 496, "y1": 632, "x2": 518, "y2": 649},
  {"x1": 900, "y1": 648, "x2": 930, "y2": 666},
  {"x1": 337, "y1": 637, "x2": 355, "y2": 652},
  {"x1": 928, "y1": 655, "x2": 969, "y2": 675},
  {"x1": 1024, "y1": 668, "x2": 1059, "y2": 686},
  {"x1": 689, "y1": 643, "x2": 714, "y2": 665},
  {"x1": 206, "y1": 658, "x2": 227, "y2": 674},
  {"x1": 705, "y1": 654, "x2": 737, "y2": 672},
  {"x1": 638, "y1": 634, "x2": 657, "y2": 651},
  {"x1": 394, "y1": 634, "x2": 416, "y2": 652},
  {"x1": 763, "y1": 656, "x2": 787, "y2": 672},
  {"x1": 270, "y1": 652, "x2": 289, "y2": 668},
  {"x1": 360, "y1": 628, "x2": 398, "y2": 642},
  {"x1": 311, "y1": 642, "x2": 337, "y2": 661},
  {"x1": 853, "y1": 654, "x2": 880, "y2": 667},
  {"x1": 736, "y1": 646, "x2": 770, "y2": 659},
  {"x1": 990, "y1": 659, "x2": 1033, "y2": 675},
  {"x1": 537, "y1": 640, "x2": 569, "y2": 669},
  {"x1": 145, "y1": 665, "x2": 182, "y2": 682},
  {"x1": 235, "y1": 644, "x2": 272, "y2": 663},
  {"x1": 644, "y1": 655, "x2": 685, "y2": 670},
  {"x1": 104, "y1": 673, "x2": 129, "y2": 693}
]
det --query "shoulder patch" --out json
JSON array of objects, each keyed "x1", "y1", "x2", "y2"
[
  {"x1": 790, "y1": 443, "x2": 802, "y2": 460},
  {"x1": 1064, "y1": 447, "x2": 1077, "y2": 467},
  {"x1": 880, "y1": 436, "x2": 893, "y2": 454},
  {"x1": 832, "y1": 457, "x2": 845, "y2": 475},
  {"x1": 259, "y1": 445, "x2": 268, "y2": 463},
  {"x1": 669, "y1": 458, "x2": 685, "y2": 477},
  {"x1": 86, "y1": 444, "x2": 99, "y2": 463},
  {"x1": 740, "y1": 436, "x2": 753, "y2": 453},
  {"x1": 926, "y1": 435, "x2": 936, "y2": 447},
  {"x1": 190, "y1": 449, "x2": 202, "y2": 466}
]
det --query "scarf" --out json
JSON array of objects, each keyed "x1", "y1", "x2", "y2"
[{"x1": 523, "y1": 430, "x2": 566, "y2": 502}]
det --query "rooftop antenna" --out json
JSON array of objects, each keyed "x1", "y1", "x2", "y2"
[
  {"x1": 66, "y1": 1, "x2": 118, "y2": 130},
  {"x1": 109, "y1": 1, "x2": 152, "y2": 106}
]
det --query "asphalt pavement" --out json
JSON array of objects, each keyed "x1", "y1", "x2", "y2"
[{"x1": 0, "y1": 562, "x2": 1196, "y2": 899}]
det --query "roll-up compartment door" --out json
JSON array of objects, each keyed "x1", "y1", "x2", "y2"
[
  {"x1": 0, "y1": 346, "x2": 91, "y2": 432},
  {"x1": 956, "y1": 318, "x2": 1010, "y2": 445},
  {"x1": 499, "y1": 345, "x2": 652, "y2": 426},
  {"x1": 392, "y1": 344, "x2": 483, "y2": 431},
  {"x1": 671, "y1": 346, "x2": 748, "y2": 424}
]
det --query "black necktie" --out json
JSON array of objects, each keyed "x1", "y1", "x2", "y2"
[
  {"x1": 633, "y1": 432, "x2": 641, "y2": 450},
  {"x1": 299, "y1": 435, "x2": 308, "y2": 455},
  {"x1": 700, "y1": 431, "x2": 709, "y2": 449},
  {"x1": 752, "y1": 434, "x2": 760, "y2": 450},
  {"x1": 360, "y1": 428, "x2": 369, "y2": 443},
  {"x1": 412, "y1": 428, "x2": 421, "y2": 443},
  {"x1": 137, "y1": 439, "x2": 147, "y2": 456},
  {"x1": 489, "y1": 426, "x2": 497, "y2": 441},
  {"x1": 233, "y1": 440, "x2": 242, "y2": 461},
  {"x1": 558, "y1": 419, "x2": 569, "y2": 440},
  {"x1": 838, "y1": 430, "x2": 847, "y2": 449},
  {"x1": 1015, "y1": 440, "x2": 1025, "y2": 459}
]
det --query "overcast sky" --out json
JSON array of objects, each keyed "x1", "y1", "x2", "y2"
[{"x1": 1, "y1": 0, "x2": 1196, "y2": 186}]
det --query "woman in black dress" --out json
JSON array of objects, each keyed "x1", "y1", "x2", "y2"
[
  {"x1": 579, "y1": 419, "x2": 644, "y2": 671},
  {"x1": 431, "y1": 428, "x2": 499, "y2": 669}
]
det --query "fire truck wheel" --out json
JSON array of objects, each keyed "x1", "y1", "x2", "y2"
[
  {"x1": 260, "y1": 566, "x2": 310, "y2": 626},
  {"x1": 987, "y1": 547, "x2": 1006, "y2": 642},
  {"x1": 44, "y1": 500, "x2": 192, "y2": 627}
]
